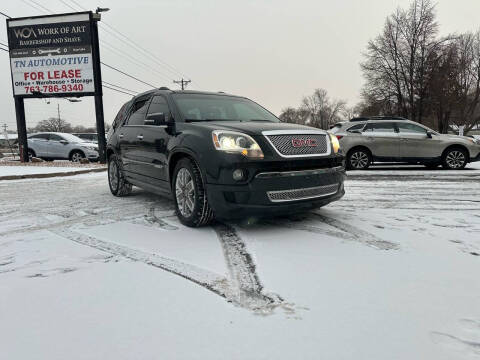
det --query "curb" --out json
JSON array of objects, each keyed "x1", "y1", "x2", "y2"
[{"x1": 0, "y1": 167, "x2": 106, "y2": 181}]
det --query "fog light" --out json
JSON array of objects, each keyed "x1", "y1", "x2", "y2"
[{"x1": 232, "y1": 169, "x2": 245, "y2": 181}]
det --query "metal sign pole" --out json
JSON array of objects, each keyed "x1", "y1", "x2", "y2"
[
  {"x1": 14, "y1": 96, "x2": 28, "y2": 162},
  {"x1": 91, "y1": 13, "x2": 106, "y2": 164}
]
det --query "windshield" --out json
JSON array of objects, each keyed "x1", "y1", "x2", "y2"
[
  {"x1": 60, "y1": 133, "x2": 87, "y2": 143},
  {"x1": 172, "y1": 94, "x2": 279, "y2": 122}
]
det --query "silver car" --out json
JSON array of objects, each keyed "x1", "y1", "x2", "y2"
[
  {"x1": 27, "y1": 132, "x2": 99, "y2": 162},
  {"x1": 331, "y1": 118, "x2": 480, "y2": 170}
]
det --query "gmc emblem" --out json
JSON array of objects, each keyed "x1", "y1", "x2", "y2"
[{"x1": 291, "y1": 138, "x2": 318, "y2": 147}]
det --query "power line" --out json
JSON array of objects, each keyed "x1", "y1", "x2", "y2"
[
  {"x1": 0, "y1": 41, "x2": 8, "y2": 47},
  {"x1": 102, "y1": 81, "x2": 138, "y2": 95},
  {"x1": 0, "y1": 47, "x2": 8, "y2": 52},
  {"x1": 27, "y1": 0, "x2": 54, "y2": 13},
  {"x1": 101, "y1": 61, "x2": 157, "y2": 88},
  {"x1": 0, "y1": 11, "x2": 11, "y2": 18},
  {"x1": 100, "y1": 40, "x2": 173, "y2": 83},
  {"x1": 102, "y1": 84, "x2": 135, "y2": 96},
  {"x1": 62, "y1": 0, "x2": 188, "y2": 80},
  {"x1": 20, "y1": 0, "x2": 48, "y2": 14},
  {"x1": 58, "y1": 0, "x2": 77, "y2": 12}
]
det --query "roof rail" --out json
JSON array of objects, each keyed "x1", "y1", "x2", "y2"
[
  {"x1": 350, "y1": 116, "x2": 408, "y2": 122},
  {"x1": 158, "y1": 87, "x2": 170, "y2": 90}
]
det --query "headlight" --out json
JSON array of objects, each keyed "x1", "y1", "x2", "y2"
[
  {"x1": 212, "y1": 131, "x2": 264, "y2": 159},
  {"x1": 329, "y1": 133, "x2": 340, "y2": 153}
]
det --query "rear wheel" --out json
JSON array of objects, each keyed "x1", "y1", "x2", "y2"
[
  {"x1": 347, "y1": 148, "x2": 371, "y2": 170},
  {"x1": 173, "y1": 158, "x2": 214, "y2": 227},
  {"x1": 108, "y1": 154, "x2": 132, "y2": 196},
  {"x1": 442, "y1": 148, "x2": 467, "y2": 170}
]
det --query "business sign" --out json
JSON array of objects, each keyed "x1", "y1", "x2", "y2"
[{"x1": 7, "y1": 13, "x2": 96, "y2": 97}]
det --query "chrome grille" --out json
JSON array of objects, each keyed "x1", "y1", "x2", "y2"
[
  {"x1": 267, "y1": 183, "x2": 339, "y2": 203},
  {"x1": 266, "y1": 134, "x2": 329, "y2": 156}
]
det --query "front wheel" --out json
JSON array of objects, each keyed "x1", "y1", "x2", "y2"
[
  {"x1": 347, "y1": 149, "x2": 371, "y2": 170},
  {"x1": 108, "y1": 154, "x2": 132, "y2": 196},
  {"x1": 442, "y1": 148, "x2": 467, "y2": 170},
  {"x1": 173, "y1": 158, "x2": 214, "y2": 227},
  {"x1": 70, "y1": 150, "x2": 85, "y2": 163}
]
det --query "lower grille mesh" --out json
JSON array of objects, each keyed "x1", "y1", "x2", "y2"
[{"x1": 267, "y1": 183, "x2": 339, "y2": 202}]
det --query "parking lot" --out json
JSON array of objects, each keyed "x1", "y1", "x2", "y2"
[{"x1": 1, "y1": 165, "x2": 480, "y2": 360}]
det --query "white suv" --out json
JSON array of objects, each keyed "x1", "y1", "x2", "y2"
[{"x1": 27, "y1": 132, "x2": 99, "y2": 162}]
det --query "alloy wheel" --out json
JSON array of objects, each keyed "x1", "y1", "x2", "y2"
[
  {"x1": 350, "y1": 151, "x2": 369, "y2": 169},
  {"x1": 71, "y1": 152, "x2": 84, "y2": 162},
  {"x1": 445, "y1": 150, "x2": 465, "y2": 169},
  {"x1": 175, "y1": 168, "x2": 196, "y2": 217}
]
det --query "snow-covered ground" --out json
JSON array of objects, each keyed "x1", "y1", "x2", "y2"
[{"x1": 1, "y1": 166, "x2": 480, "y2": 360}]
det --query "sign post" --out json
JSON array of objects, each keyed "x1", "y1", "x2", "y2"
[{"x1": 6, "y1": 11, "x2": 106, "y2": 163}]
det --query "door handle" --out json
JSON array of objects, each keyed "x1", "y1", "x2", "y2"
[
  {"x1": 119, "y1": 134, "x2": 124, "y2": 139},
  {"x1": 137, "y1": 135, "x2": 144, "y2": 140}
]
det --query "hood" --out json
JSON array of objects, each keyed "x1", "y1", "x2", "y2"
[
  {"x1": 79, "y1": 142, "x2": 98, "y2": 148},
  {"x1": 437, "y1": 133, "x2": 474, "y2": 142},
  {"x1": 191, "y1": 121, "x2": 326, "y2": 136}
]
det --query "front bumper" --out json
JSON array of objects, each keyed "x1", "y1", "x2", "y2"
[
  {"x1": 205, "y1": 165, "x2": 345, "y2": 219},
  {"x1": 470, "y1": 149, "x2": 480, "y2": 162},
  {"x1": 85, "y1": 149, "x2": 99, "y2": 160}
]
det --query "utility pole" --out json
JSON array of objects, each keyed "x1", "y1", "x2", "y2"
[
  {"x1": 57, "y1": 103, "x2": 61, "y2": 123},
  {"x1": 2, "y1": 124, "x2": 6, "y2": 133},
  {"x1": 173, "y1": 78, "x2": 191, "y2": 90}
]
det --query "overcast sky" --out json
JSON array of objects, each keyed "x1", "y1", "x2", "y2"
[{"x1": 1, "y1": 0, "x2": 480, "y2": 131}]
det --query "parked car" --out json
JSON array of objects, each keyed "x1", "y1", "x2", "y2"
[
  {"x1": 107, "y1": 89, "x2": 345, "y2": 227},
  {"x1": 27, "y1": 132, "x2": 99, "y2": 162},
  {"x1": 330, "y1": 117, "x2": 480, "y2": 170},
  {"x1": 73, "y1": 133, "x2": 98, "y2": 143}
]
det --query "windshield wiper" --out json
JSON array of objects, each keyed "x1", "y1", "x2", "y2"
[{"x1": 185, "y1": 119, "x2": 230, "y2": 122}]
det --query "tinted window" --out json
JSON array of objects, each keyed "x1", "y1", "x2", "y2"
[
  {"x1": 29, "y1": 134, "x2": 49, "y2": 140},
  {"x1": 347, "y1": 124, "x2": 365, "y2": 132},
  {"x1": 397, "y1": 122, "x2": 427, "y2": 134},
  {"x1": 126, "y1": 98, "x2": 150, "y2": 125},
  {"x1": 49, "y1": 134, "x2": 63, "y2": 141},
  {"x1": 147, "y1": 96, "x2": 171, "y2": 119},
  {"x1": 363, "y1": 122, "x2": 396, "y2": 133},
  {"x1": 113, "y1": 103, "x2": 129, "y2": 129}
]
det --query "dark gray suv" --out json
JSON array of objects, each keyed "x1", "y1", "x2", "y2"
[{"x1": 331, "y1": 118, "x2": 480, "y2": 170}]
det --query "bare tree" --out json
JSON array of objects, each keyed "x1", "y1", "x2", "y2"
[
  {"x1": 361, "y1": 0, "x2": 444, "y2": 123},
  {"x1": 35, "y1": 117, "x2": 72, "y2": 132},
  {"x1": 301, "y1": 89, "x2": 346, "y2": 129}
]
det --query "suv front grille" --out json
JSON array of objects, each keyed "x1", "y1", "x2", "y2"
[
  {"x1": 267, "y1": 183, "x2": 339, "y2": 203},
  {"x1": 265, "y1": 134, "x2": 329, "y2": 157}
]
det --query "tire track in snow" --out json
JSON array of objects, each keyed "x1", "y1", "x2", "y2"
[
  {"x1": 50, "y1": 227, "x2": 235, "y2": 300},
  {"x1": 213, "y1": 223, "x2": 285, "y2": 313},
  {"x1": 310, "y1": 212, "x2": 398, "y2": 250}
]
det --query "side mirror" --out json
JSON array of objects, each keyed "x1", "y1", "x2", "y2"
[
  {"x1": 426, "y1": 131, "x2": 433, "y2": 139},
  {"x1": 145, "y1": 112, "x2": 166, "y2": 126},
  {"x1": 60, "y1": 139, "x2": 69, "y2": 144}
]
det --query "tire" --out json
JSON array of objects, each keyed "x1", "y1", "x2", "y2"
[
  {"x1": 347, "y1": 148, "x2": 371, "y2": 170},
  {"x1": 70, "y1": 150, "x2": 85, "y2": 163},
  {"x1": 108, "y1": 154, "x2": 132, "y2": 196},
  {"x1": 442, "y1": 148, "x2": 467, "y2": 170},
  {"x1": 27, "y1": 149, "x2": 35, "y2": 160},
  {"x1": 172, "y1": 157, "x2": 214, "y2": 227}
]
